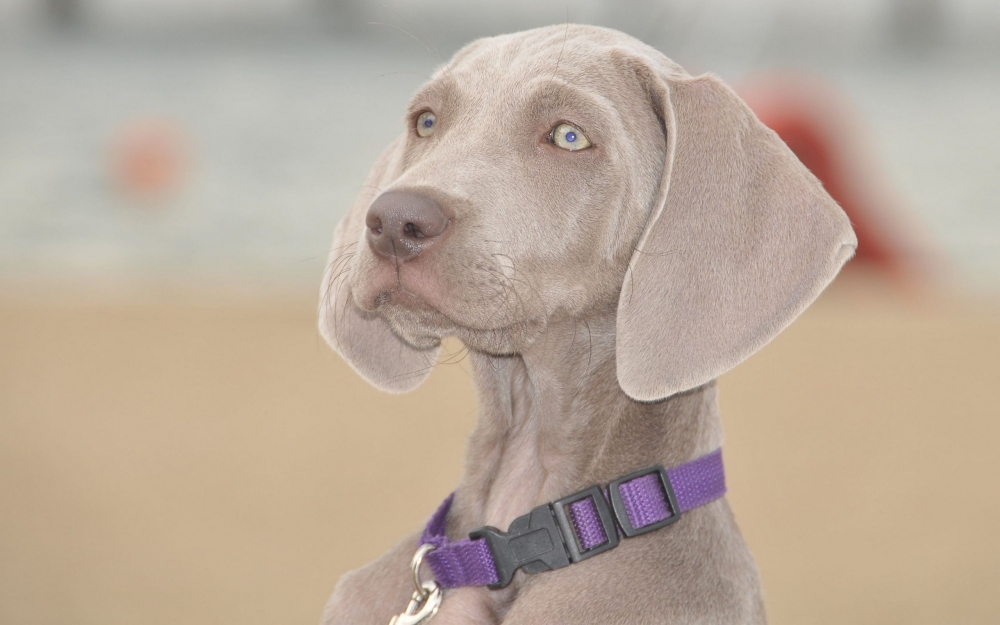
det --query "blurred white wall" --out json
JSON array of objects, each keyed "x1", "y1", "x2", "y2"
[
  {"x1": 1, "y1": 0, "x2": 998, "y2": 44},
  {"x1": 1, "y1": 0, "x2": 999, "y2": 294}
]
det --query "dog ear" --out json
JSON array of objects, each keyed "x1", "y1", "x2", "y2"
[
  {"x1": 616, "y1": 64, "x2": 857, "y2": 402},
  {"x1": 319, "y1": 135, "x2": 440, "y2": 393}
]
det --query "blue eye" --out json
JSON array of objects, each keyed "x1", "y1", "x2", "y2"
[
  {"x1": 416, "y1": 111, "x2": 436, "y2": 137},
  {"x1": 551, "y1": 123, "x2": 591, "y2": 151}
]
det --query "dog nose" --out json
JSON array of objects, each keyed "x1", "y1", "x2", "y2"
[{"x1": 365, "y1": 191, "x2": 450, "y2": 261}]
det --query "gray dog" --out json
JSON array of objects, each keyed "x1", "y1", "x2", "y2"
[{"x1": 318, "y1": 25, "x2": 855, "y2": 625}]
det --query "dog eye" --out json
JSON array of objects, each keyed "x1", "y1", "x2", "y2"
[
  {"x1": 416, "y1": 111, "x2": 436, "y2": 137},
  {"x1": 549, "y1": 123, "x2": 591, "y2": 151}
]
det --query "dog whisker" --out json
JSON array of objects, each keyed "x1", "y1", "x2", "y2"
[
  {"x1": 367, "y1": 21, "x2": 444, "y2": 67},
  {"x1": 550, "y1": 14, "x2": 571, "y2": 80}
]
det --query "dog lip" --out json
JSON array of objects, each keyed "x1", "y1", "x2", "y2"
[
  {"x1": 354, "y1": 258, "x2": 541, "y2": 335},
  {"x1": 382, "y1": 286, "x2": 438, "y2": 311},
  {"x1": 354, "y1": 257, "x2": 448, "y2": 313},
  {"x1": 363, "y1": 282, "x2": 539, "y2": 335},
  {"x1": 351, "y1": 281, "x2": 429, "y2": 313},
  {"x1": 387, "y1": 287, "x2": 544, "y2": 336}
]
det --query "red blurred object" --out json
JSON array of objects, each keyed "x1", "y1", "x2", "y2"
[
  {"x1": 739, "y1": 73, "x2": 933, "y2": 285},
  {"x1": 111, "y1": 117, "x2": 186, "y2": 199}
]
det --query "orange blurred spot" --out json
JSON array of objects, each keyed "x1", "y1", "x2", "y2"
[{"x1": 111, "y1": 118, "x2": 186, "y2": 199}]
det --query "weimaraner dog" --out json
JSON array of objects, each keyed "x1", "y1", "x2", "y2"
[{"x1": 318, "y1": 25, "x2": 856, "y2": 625}]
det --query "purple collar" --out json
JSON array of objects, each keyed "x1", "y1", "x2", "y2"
[{"x1": 419, "y1": 448, "x2": 726, "y2": 589}]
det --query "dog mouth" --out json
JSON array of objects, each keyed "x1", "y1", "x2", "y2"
[
  {"x1": 346, "y1": 249, "x2": 548, "y2": 352},
  {"x1": 373, "y1": 284, "x2": 542, "y2": 334},
  {"x1": 351, "y1": 279, "x2": 546, "y2": 354}
]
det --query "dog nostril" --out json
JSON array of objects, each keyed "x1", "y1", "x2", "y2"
[
  {"x1": 403, "y1": 222, "x2": 425, "y2": 239},
  {"x1": 369, "y1": 218, "x2": 383, "y2": 235}
]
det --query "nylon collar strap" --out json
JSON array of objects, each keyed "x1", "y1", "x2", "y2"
[{"x1": 419, "y1": 448, "x2": 726, "y2": 589}]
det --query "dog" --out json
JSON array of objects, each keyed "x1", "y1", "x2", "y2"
[{"x1": 318, "y1": 24, "x2": 856, "y2": 625}]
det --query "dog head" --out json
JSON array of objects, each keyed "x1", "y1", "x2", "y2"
[{"x1": 319, "y1": 25, "x2": 856, "y2": 400}]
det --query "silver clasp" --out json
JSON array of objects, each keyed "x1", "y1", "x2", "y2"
[
  {"x1": 389, "y1": 544, "x2": 442, "y2": 625},
  {"x1": 389, "y1": 580, "x2": 442, "y2": 625}
]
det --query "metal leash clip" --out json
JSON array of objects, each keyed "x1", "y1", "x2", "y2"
[{"x1": 389, "y1": 544, "x2": 442, "y2": 625}]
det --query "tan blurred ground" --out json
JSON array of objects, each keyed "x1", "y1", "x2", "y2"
[{"x1": 1, "y1": 281, "x2": 998, "y2": 625}]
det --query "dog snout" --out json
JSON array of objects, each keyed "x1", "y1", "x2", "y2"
[{"x1": 365, "y1": 191, "x2": 450, "y2": 261}]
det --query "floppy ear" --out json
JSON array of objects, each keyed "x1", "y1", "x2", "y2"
[
  {"x1": 616, "y1": 66, "x2": 857, "y2": 402},
  {"x1": 319, "y1": 135, "x2": 440, "y2": 393}
]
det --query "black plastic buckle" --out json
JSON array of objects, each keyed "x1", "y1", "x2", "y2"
[
  {"x1": 552, "y1": 486, "x2": 620, "y2": 562},
  {"x1": 609, "y1": 465, "x2": 680, "y2": 537},
  {"x1": 469, "y1": 504, "x2": 571, "y2": 589}
]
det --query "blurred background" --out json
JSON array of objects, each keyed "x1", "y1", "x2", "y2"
[{"x1": 1, "y1": 1, "x2": 998, "y2": 624}]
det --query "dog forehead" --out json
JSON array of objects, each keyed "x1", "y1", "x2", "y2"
[
  {"x1": 422, "y1": 25, "x2": 686, "y2": 111},
  {"x1": 443, "y1": 25, "x2": 632, "y2": 83},
  {"x1": 406, "y1": 37, "x2": 617, "y2": 126}
]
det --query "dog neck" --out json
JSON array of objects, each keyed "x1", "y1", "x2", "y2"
[{"x1": 449, "y1": 312, "x2": 724, "y2": 535}]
